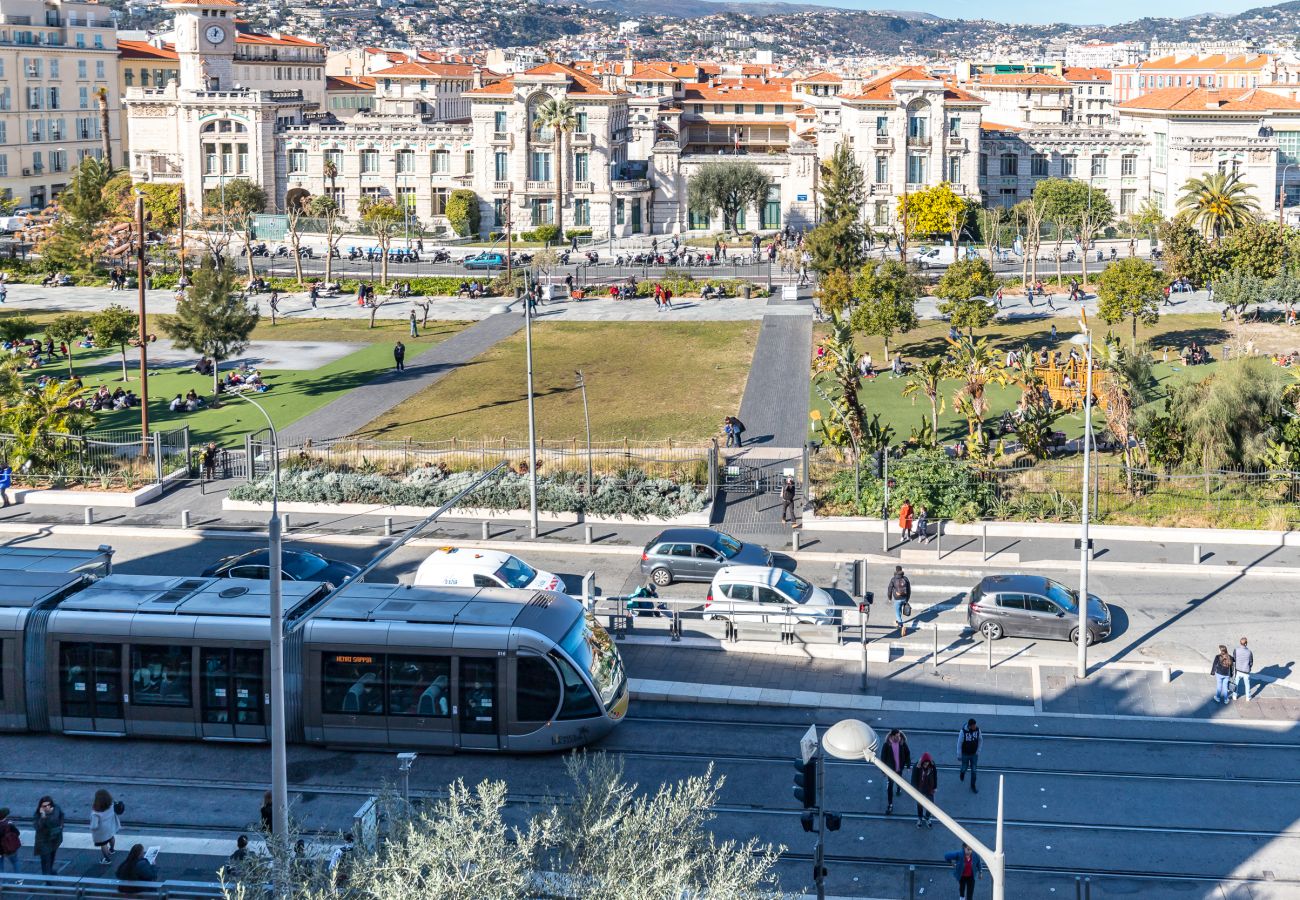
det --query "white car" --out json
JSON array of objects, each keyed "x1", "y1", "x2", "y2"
[
  {"x1": 705, "y1": 566, "x2": 839, "y2": 625},
  {"x1": 412, "y1": 547, "x2": 563, "y2": 592}
]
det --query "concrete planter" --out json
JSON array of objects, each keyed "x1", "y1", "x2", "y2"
[
  {"x1": 223, "y1": 498, "x2": 711, "y2": 526},
  {"x1": 13, "y1": 468, "x2": 187, "y2": 509}
]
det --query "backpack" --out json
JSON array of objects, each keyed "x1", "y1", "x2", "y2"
[
  {"x1": 114, "y1": 800, "x2": 125, "y2": 816},
  {"x1": 0, "y1": 821, "x2": 20, "y2": 856}
]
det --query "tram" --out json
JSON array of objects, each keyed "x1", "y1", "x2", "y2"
[{"x1": 0, "y1": 571, "x2": 628, "y2": 752}]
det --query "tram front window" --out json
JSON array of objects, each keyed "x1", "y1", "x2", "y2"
[{"x1": 559, "y1": 611, "x2": 627, "y2": 708}]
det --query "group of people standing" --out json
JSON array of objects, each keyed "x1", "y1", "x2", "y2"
[
  {"x1": 0, "y1": 790, "x2": 156, "y2": 886},
  {"x1": 879, "y1": 722, "x2": 987, "y2": 899}
]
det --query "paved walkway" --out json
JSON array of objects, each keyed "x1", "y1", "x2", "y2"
[{"x1": 278, "y1": 311, "x2": 524, "y2": 443}]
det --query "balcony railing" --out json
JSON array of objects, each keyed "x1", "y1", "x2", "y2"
[
  {"x1": 612, "y1": 178, "x2": 651, "y2": 193},
  {"x1": 572, "y1": 181, "x2": 594, "y2": 194},
  {"x1": 526, "y1": 180, "x2": 554, "y2": 192},
  {"x1": 492, "y1": 180, "x2": 512, "y2": 192},
  {"x1": 906, "y1": 135, "x2": 930, "y2": 147},
  {"x1": 874, "y1": 134, "x2": 891, "y2": 147}
]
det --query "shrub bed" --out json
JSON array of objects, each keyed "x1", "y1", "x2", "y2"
[{"x1": 229, "y1": 465, "x2": 709, "y2": 518}]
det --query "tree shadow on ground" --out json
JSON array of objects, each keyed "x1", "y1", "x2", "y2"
[{"x1": 1147, "y1": 326, "x2": 1231, "y2": 350}]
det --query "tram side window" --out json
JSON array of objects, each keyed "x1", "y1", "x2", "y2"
[
  {"x1": 387, "y1": 655, "x2": 450, "y2": 717},
  {"x1": 551, "y1": 653, "x2": 600, "y2": 720},
  {"x1": 516, "y1": 654, "x2": 561, "y2": 721},
  {"x1": 322, "y1": 654, "x2": 385, "y2": 715},
  {"x1": 131, "y1": 645, "x2": 192, "y2": 706}
]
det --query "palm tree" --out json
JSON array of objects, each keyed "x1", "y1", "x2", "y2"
[
  {"x1": 902, "y1": 358, "x2": 945, "y2": 436},
  {"x1": 1097, "y1": 340, "x2": 1156, "y2": 488},
  {"x1": 942, "y1": 335, "x2": 1010, "y2": 451},
  {"x1": 323, "y1": 157, "x2": 338, "y2": 199},
  {"x1": 531, "y1": 97, "x2": 578, "y2": 244},
  {"x1": 811, "y1": 314, "x2": 868, "y2": 450},
  {"x1": 1176, "y1": 171, "x2": 1259, "y2": 243}
]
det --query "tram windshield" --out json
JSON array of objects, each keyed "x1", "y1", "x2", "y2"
[{"x1": 559, "y1": 611, "x2": 627, "y2": 707}]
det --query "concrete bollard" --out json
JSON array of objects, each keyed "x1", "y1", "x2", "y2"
[
  {"x1": 282, "y1": 514, "x2": 290, "y2": 533},
  {"x1": 791, "y1": 529, "x2": 801, "y2": 552},
  {"x1": 180, "y1": 509, "x2": 190, "y2": 529},
  {"x1": 584, "y1": 524, "x2": 593, "y2": 544},
  {"x1": 987, "y1": 632, "x2": 994, "y2": 670},
  {"x1": 1161, "y1": 664, "x2": 1172, "y2": 684},
  {"x1": 982, "y1": 524, "x2": 989, "y2": 561},
  {"x1": 529, "y1": 523, "x2": 538, "y2": 540},
  {"x1": 384, "y1": 517, "x2": 393, "y2": 537},
  {"x1": 481, "y1": 520, "x2": 490, "y2": 540},
  {"x1": 1193, "y1": 544, "x2": 1201, "y2": 565},
  {"x1": 84, "y1": 507, "x2": 94, "y2": 526}
]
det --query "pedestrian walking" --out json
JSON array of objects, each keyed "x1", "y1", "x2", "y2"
[
  {"x1": 881, "y1": 728, "x2": 911, "y2": 815},
  {"x1": 409, "y1": 309, "x2": 418, "y2": 338},
  {"x1": 1049, "y1": 324, "x2": 1057, "y2": 343},
  {"x1": 780, "y1": 476, "x2": 797, "y2": 526},
  {"x1": 957, "y1": 718, "x2": 982, "y2": 794},
  {"x1": 731, "y1": 415, "x2": 745, "y2": 447},
  {"x1": 911, "y1": 752, "x2": 938, "y2": 827},
  {"x1": 33, "y1": 795, "x2": 63, "y2": 875},
  {"x1": 393, "y1": 340, "x2": 406, "y2": 372},
  {"x1": 0, "y1": 807, "x2": 20, "y2": 873},
  {"x1": 260, "y1": 791, "x2": 273, "y2": 834},
  {"x1": 1233, "y1": 637, "x2": 1254, "y2": 702},
  {"x1": 914, "y1": 506, "x2": 929, "y2": 544},
  {"x1": 115, "y1": 843, "x2": 158, "y2": 894},
  {"x1": 945, "y1": 844, "x2": 983, "y2": 900},
  {"x1": 889, "y1": 565, "x2": 912, "y2": 636},
  {"x1": 228, "y1": 835, "x2": 250, "y2": 866},
  {"x1": 309, "y1": 284, "x2": 319, "y2": 308},
  {"x1": 898, "y1": 499, "x2": 914, "y2": 542},
  {"x1": 1211, "y1": 644, "x2": 1235, "y2": 704},
  {"x1": 0, "y1": 462, "x2": 11, "y2": 508},
  {"x1": 89, "y1": 789, "x2": 121, "y2": 864},
  {"x1": 662, "y1": 287, "x2": 673, "y2": 310},
  {"x1": 201, "y1": 443, "x2": 218, "y2": 481}
]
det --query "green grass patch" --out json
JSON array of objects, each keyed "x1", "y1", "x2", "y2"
[{"x1": 358, "y1": 321, "x2": 759, "y2": 442}]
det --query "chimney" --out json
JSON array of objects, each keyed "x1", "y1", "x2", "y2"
[{"x1": 472, "y1": 65, "x2": 482, "y2": 89}]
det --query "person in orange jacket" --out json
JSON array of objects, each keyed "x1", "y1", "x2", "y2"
[{"x1": 898, "y1": 499, "x2": 914, "y2": 542}]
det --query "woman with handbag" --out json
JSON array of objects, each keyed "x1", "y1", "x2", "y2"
[{"x1": 90, "y1": 789, "x2": 122, "y2": 864}]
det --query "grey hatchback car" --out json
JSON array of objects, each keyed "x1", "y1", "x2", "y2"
[
  {"x1": 640, "y1": 527, "x2": 772, "y2": 586},
  {"x1": 967, "y1": 574, "x2": 1111, "y2": 645}
]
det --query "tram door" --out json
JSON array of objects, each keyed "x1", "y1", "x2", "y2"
[
  {"x1": 200, "y1": 648, "x2": 267, "y2": 740},
  {"x1": 457, "y1": 656, "x2": 500, "y2": 750},
  {"x1": 58, "y1": 642, "x2": 125, "y2": 734}
]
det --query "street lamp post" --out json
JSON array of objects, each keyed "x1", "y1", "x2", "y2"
[
  {"x1": 1279, "y1": 163, "x2": 1299, "y2": 226},
  {"x1": 524, "y1": 272, "x2": 539, "y2": 540},
  {"x1": 232, "y1": 393, "x2": 289, "y2": 859},
  {"x1": 823, "y1": 719, "x2": 1006, "y2": 900},
  {"x1": 134, "y1": 191, "x2": 151, "y2": 444},
  {"x1": 1070, "y1": 329, "x2": 1093, "y2": 678}
]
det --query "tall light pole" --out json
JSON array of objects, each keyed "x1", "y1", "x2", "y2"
[
  {"x1": 524, "y1": 276, "x2": 539, "y2": 539},
  {"x1": 575, "y1": 370, "x2": 593, "y2": 491},
  {"x1": 824, "y1": 719, "x2": 1006, "y2": 900},
  {"x1": 1070, "y1": 326, "x2": 1093, "y2": 678},
  {"x1": 1279, "y1": 163, "x2": 1298, "y2": 226},
  {"x1": 134, "y1": 191, "x2": 151, "y2": 444},
  {"x1": 233, "y1": 393, "x2": 288, "y2": 854}
]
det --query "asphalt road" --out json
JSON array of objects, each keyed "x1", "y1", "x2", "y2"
[{"x1": 4, "y1": 531, "x2": 1297, "y2": 898}]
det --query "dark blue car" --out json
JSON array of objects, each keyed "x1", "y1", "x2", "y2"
[{"x1": 202, "y1": 549, "x2": 360, "y2": 590}]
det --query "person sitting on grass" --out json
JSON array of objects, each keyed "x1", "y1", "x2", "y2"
[{"x1": 169, "y1": 394, "x2": 184, "y2": 412}]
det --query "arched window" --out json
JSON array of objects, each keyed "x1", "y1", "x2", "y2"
[
  {"x1": 906, "y1": 100, "x2": 929, "y2": 143},
  {"x1": 527, "y1": 94, "x2": 554, "y2": 142},
  {"x1": 201, "y1": 120, "x2": 248, "y2": 134}
]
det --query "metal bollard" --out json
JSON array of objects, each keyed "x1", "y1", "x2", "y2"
[
  {"x1": 987, "y1": 631, "x2": 994, "y2": 670},
  {"x1": 936, "y1": 520, "x2": 942, "y2": 558},
  {"x1": 384, "y1": 517, "x2": 393, "y2": 537},
  {"x1": 1085, "y1": 877, "x2": 1092, "y2": 900},
  {"x1": 982, "y1": 523, "x2": 988, "y2": 561},
  {"x1": 1161, "y1": 664, "x2": 1172, "y2": 684},
  {"x1": 932, "y1": 623, "x2": 940, "y2": 673},
  {"x1": 906, "y1": 864, "x2": 916, "y2": 900},
  {"x1": 1193, "y1": 543, "x2": 1201, "y2": 565},
  {"x1": 180, "y1": 509, "x2": 190, "y2": 529},
  {"x1": 584, "y1": 524, "x2": 593, "y2": 544},
  {"x1": 481, "y1": 520, "x2": 490, "y2": 540},
  {"x1": 84, "y1": 507, "x2": 94, "y2": 526},
  {"x1": 791, "y1": 529, "x2": 801, "y2": 552},
  {"x1": 1076, "y1": 877, "x2": 1082, "y2": 900},
  {"x1": 882, "y1": 518, "x2": 889, "y2": 553},
  {"x1": 282, "y1": 514, "x2": 290, "y2": 532}
]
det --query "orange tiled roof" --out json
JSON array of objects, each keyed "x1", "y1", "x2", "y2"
[
  {"x1": 681, "y1": 79, "x2": 795, "y2": 102},
  {"x1": 976, "y1": 73, "x2": 1070, "y2": 87},
  {"x1": 236, "y1": 31, "x2": 323, "y2": 48},
  {"x1": 326, "y1": 75, "x2": 375, "y2": 91},
  {"x1": 794, "y1": 106, "x2": 817, "y2": 116},
  {"x1": 843, "y1": 66, "x2": 983, "y2": 104},
  {"x1": 372, "y1": 60, "x2": 473, "y2": 78},
  {"x1": 629, "y1": 64, "x2": 680, "y2": 81},
  {"x1": 1062, "y1": 67, "x2": 1112, "y2": 83},
  {"x1": 466, "y1": 61, "x2": 620, "y2": 97},
  {"x1": 798, "y1": 71, "x2": 843, "y2": 84},
  {"x1": 1115, "y1": 53, "x2": 1272, "y2": 72},
  {"x1": 1117, "y1": 86, "x2": 1300, "y2": 112},
  {"x1": 118, "y1": 39, "x2": 178, "y2": 61}
]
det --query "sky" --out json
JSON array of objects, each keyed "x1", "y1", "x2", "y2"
[{"x1": 739, "y1": 0, "x2": 1270, "y2": 25}]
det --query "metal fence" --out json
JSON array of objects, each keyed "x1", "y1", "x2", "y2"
[
  {"x1": 809, "y1": 448, "x2": 1300, "y2": 528},
  {"x1": 259, "y1": 436, "x2": 716, "y2": 489},
  {"x1": 0, "y1": 426, "x2": 190, "y2": 487}
]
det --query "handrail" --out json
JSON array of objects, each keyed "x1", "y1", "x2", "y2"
[{"x1": 0, "y1": 872, "x2": 223, "y2": 898}]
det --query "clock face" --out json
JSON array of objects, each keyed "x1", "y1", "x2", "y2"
[{"x1": 205, "y1": 25, "x2": 225, "y2": 44}]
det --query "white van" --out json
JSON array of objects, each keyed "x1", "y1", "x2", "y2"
[
  {"x1": 911, "y1": 245, "x2": 980, "y2": 268},
  {"x1": 412, "y1": 547, "x2": 563, "y2": 592}
]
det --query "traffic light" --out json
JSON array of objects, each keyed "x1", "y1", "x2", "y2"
[
  {"x1": 793, "y1": 756, "x2": 817, "y2": 809},
  {"x1": 872, "y1": 450, "x2": 885, "y2": 479},
  {"x1": 800, "y1": 811, "x2": 816, "y2": 832},
  {"x1": 825, "y1": 812, "x2": 842, "y2": 832}
]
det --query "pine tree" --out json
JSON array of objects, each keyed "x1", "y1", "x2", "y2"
[{"x1": 161, "y1": 259, "x2": 259, "y2": 397}]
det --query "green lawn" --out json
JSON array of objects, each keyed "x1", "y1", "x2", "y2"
[
  {"x1": 359, "y1": 321, "x2": 759, "y2": 442},
  {"x1": 22, "y1": 317, "x2": 466, "y2": 446},
  {"x1": 814, "y1": 312, "x2": 1234, "y2": 445}
]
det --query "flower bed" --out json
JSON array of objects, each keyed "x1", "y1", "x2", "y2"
[{"x1": 228, "y1": 465, "x2": 709, "y2": 519}]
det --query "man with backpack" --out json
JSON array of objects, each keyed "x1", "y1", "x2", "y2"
[
  {"x1": 957, "y1": 717, "x2": 982, "y2": 794},
  {"x1": 889, "y1": 565, "x2": 912, "y2": 636},
  {"x1": 0, "y1": 807, "x2": 20, "y2": 872}
]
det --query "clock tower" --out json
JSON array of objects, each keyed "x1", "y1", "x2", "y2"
[{"x1": 166, "y1": 0, "x2": 238, "y2": 92}]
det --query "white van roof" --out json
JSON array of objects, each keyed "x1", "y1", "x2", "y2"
[{"x1": 418, "y1": 547, "x2": 514, "y2": 572}]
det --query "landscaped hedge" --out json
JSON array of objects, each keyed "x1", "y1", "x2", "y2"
[
  {"x1": 632, "y1": 279, "x2": 770, "y2": 299},
  {"x1": 229, "y1": 465, "x2": 708, "y2": 518}
]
